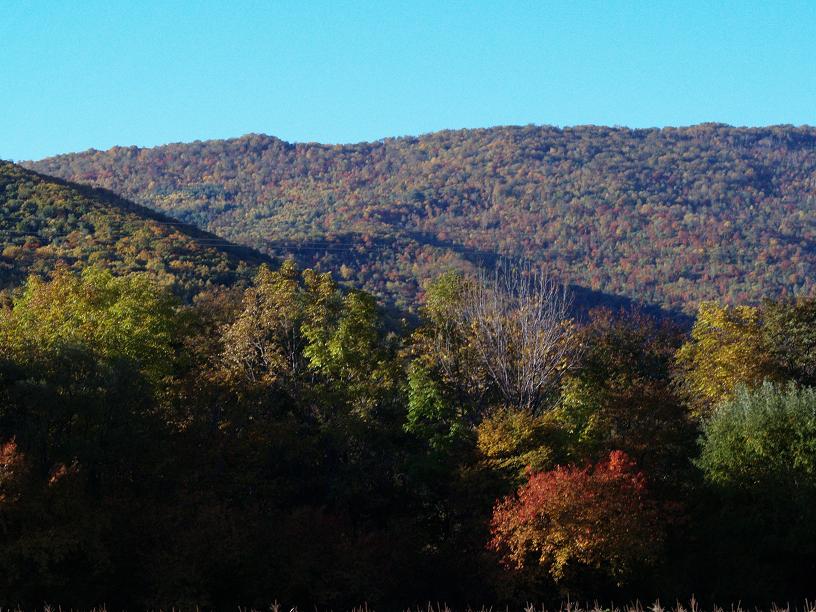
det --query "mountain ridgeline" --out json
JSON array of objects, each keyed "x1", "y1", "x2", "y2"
[
  {"x1": 26, "y1": 124, "x2": 816, "y2": 313},
  {"x1": 0, "y1": 161, "x2": 268, "y2": 299}
]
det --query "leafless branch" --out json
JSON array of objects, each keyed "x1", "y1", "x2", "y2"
[{"x1": 459, "y1": 261, "x2": 579, "y2": 413}]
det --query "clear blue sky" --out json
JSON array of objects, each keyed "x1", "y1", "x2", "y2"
[{"x1": 3, "y1": 1, "x2": 815, "y2": 161}]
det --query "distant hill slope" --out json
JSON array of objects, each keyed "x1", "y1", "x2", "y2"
[
  {"x1": 25, "y1": 124, "x2": 816, "y2": 313},
  {"x1": 0, "y1": 161, "x2": 268, "y2": 298}
]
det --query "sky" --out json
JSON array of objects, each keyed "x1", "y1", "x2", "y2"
[{"x1": 2, "y1": 1, "x2": 815, "y2": 161}]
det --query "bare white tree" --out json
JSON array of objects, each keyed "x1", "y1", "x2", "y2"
[{"x1": 459, "y1": 261, "x2": 579, "y2": 413}]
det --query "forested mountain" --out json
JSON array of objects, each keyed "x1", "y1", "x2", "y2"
[
  {"x1": 0, "y1": 161, "x2": 267, "y2": 298},
  {"x1": 26, "y1": 124, "x2": 816, "y2": 313},
  {"x1": 8, "y1": 129, "x2": 816, "y2": 608}
]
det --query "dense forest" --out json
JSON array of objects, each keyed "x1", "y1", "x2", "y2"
[
  {"x1": 0, "y1": 161, "x2": 265, "y2": 300},
  {"x1": 1, "y1": 231, "x2": 816, "y2": 607},
  {"x1": 5, "y1": 126, "x2": 816, "y2": 608},
  {"x1": 26, "y1": 124, "x2": 816, "y2": 313}
]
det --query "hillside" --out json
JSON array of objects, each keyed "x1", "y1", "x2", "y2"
[
  {"x1": 26, "y1": 124, "x2": 816, "y2": 313},
  {"x1": 0, "y1": 161, "x2": 267, "y2": 298}
]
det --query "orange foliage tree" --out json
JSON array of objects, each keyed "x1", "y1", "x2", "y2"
[{"x1": 488, "y1": 451, "x2": 661, "y2": 586}]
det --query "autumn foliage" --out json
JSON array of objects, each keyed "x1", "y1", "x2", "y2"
[
  {"x1": 0, "y1": 161, "x2": 259, "y2": 301},
  {"x1": 489, "y1": 451, "x2": 661, "y2": 585},
  {"x1": 0, "y1": 438, "x2": 26, "y2": 505},
  {"x1": 25, "y1": 125, "x2": 816, "y2": 312},
  {"x1": 7, "y1": 118, "x2": 816, "y2": 607},
  {"x1": 2, "y1": 242, "x2": 816, "y2": 605}
]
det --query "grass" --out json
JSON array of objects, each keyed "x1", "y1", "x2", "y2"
[{"x1": 5, "y1": 601, "x2": 816, "y2": 612}]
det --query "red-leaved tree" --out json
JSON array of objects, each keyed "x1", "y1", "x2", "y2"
[{"x1": 489, "y1": 450, "x2": 662, "y2": 586}]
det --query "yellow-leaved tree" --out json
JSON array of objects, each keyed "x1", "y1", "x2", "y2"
[{"x1": 675, "y1": 302, "x2": 777, "y2": 418}]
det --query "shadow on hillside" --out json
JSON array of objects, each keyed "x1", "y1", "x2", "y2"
[
  {"x1": 261, "y1": 232, "x2": 693, "y2": 328},
  {"x1": 19, "y1": 170, "x2": 692, "y2": 327},
  {"x1": 405, "y1": 231, "x2": 693, "y2": 326}
]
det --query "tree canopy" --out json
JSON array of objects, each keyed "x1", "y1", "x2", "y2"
[{"x1": 26, "y1": 125, "x2": 816, "y2": 313}]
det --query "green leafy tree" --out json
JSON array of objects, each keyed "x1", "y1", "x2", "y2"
[
  {"x1": 698, "y1": 382, "x2": 816, "y2": 490},
  {"x1": 0, "y1": 265, "x2": 183, "y2": 384},
  {"x1": 405, "y1": 363, "x2": 470, "y2": 452},
  {"x1": 694, "y1": 382, "x2": 816, "y2": 599},
  {"x1": 405, "y1": 273, "x2": 488, "y2": 451}
]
